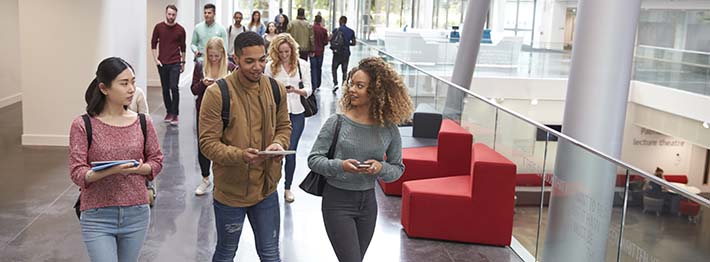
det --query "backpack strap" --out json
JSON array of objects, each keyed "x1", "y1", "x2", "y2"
[
  {"x1": 216, "y1": 79, "x2": 230, "y2": 131},
  {"x1": 216, "y1": 77, "x2": 280, "y2": 131},
  {"x1": 268, "y1": 77, "x2": 281, "y2": 106},
  {"x1": 138, "y1": 113, "x2": 147, "y2": 153}
]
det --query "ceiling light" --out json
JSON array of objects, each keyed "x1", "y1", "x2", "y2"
[
  {"x1": 703, "y1": 121, "x2": 709, "y2": 129},
  {"x1": 530, "y1": 98, "x2": 539, "y2": 105}
]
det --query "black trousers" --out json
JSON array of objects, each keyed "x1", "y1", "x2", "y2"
[
  {"x1": 196, "y1": 113, "x2": 210, "y2": 177},
  {"x1": 321, "y1": 183, "x2": 377, "y2": 262},
  {"x1": 332, "y1": 54, "x2": 350, "y2": 86},
  {"x1": 157, "y1": 63, "x2": 181, "y2": 115}
]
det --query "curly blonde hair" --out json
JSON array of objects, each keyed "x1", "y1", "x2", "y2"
[
  {"x1": 340, "y1": 57, "x2": 414, "y2": 126},
  {"x1": 267, "y1": 34, "x2": 299, "y2": 76}
]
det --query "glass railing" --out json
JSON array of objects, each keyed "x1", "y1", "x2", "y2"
[
  {"x1": 355, "y1": 41, "x2": 710, "y2": 262},
  {"x1": 372, "y1": 36, "x2": 710, "y2": 97},
  {"x1": 633, "y1": 45, "x2": 710, "y2": 96}
]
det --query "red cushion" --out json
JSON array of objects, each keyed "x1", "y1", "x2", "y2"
[
  {"x1": 437, "y1": 120, "x2": 473, "y2": 176},
  {"x1": 664, "y1": 174, "x2": 688, "y2": 184},
  {"x1": 379, "y1": 151, "x2": 438, "y2": 195},
  {"x1": 380, "y1": 120, "x2": 474, "y2": 196},
  {"x1": 679, "y1": 199, "x2": 700, "y2": 216},
  {"x1": 401, "y1": 143, "x2": 516, "y2": 246}
]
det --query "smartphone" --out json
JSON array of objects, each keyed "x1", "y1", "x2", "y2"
[
  {"x1": 357, "y1": 162, "x2": 372, "y2": 169},
  {"x1": 285, "y1": 85, "x2": 293, "y2": 89}
]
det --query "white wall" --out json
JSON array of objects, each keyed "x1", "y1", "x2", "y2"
[
  {"x1": 0, "y1": 0, "x2": 22, "y2": 108},
  {"x1": 20, "y1": 0, "x2": 147, "y2": 146}
]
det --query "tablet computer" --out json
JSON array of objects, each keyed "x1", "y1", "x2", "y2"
[
  {"x1": 90, "y1": 160, "x2": 139, "y2": 172},
  {"x1": 257, "y1": 150, "x2": 297, "y2": 156}
]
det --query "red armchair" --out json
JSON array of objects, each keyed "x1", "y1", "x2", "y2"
[
  {"x1": 679, "y1": 199, "x2": 701, "y2": 223},
  {"x1": 379, "y1": 119, "x2": 473, "y2": 195},
  {"x1": 401, "y1": 143, "x2": 517, "y2": 246}
]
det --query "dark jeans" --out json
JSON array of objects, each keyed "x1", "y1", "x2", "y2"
[
  {"x1": 310, "y1": 55, "x2": 324, "y2": 89},
  {"x1": 196, "y1": 114, "x2": 211, "y2": 178},
  {"x1": 157, "y1": 63, "x2": 181, "y2": 115},
  {"x1": 284, "y1": 113, "x2": 305, "y2": 190},
  {"x1": 212, "y1": 193, "x2": 281, "y2": 262},
  {"x1": 321, "y1": 183, "x2": 377, "y2": 262},
  {"x1": 332, "y1": 54, "x2": 350, "y2": 86},
  {"x1": 298, "y1": 51, "x2": 310, "y2": 61}
]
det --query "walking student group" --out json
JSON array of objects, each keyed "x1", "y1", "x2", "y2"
[{"x1": 69, "y1": 3, "x2": 414, "y2": 262}]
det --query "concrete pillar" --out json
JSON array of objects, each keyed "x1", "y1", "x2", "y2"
[
  {"x1": 542, "y1": 0, "x2": 641, "y2": 261},
  {"x1": 443, "y1": 0, "x2": 491, "y2": 120}
]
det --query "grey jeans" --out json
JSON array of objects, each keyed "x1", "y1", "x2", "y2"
[{"x1": 321, "y1": 183, "x2": 377, "y2": 262}]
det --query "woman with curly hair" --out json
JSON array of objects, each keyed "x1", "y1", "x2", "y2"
[
  {"x1": 264, "y1": 34, "x2": 312, "y2": 203},
  {"x1": 307, "y1": 57, "x2": 413, "y2": 262}
]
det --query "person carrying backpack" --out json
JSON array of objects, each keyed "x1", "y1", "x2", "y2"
[
  {"x1": 69, "y1": 57, "x2": 164, "y2": 262},
  {"x1": 330, "y1": 16, "x2": 356, "y2": 94},
  {"x1": 198, "y1": 31, "x2": 291, "y2": 261}
]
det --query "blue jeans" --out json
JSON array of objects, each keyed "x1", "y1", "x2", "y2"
[
  {"x1": 285, "y1": 113, "x2": 305, "y2": 190},
  {"x1": 212, "y1": 193, "x2": 281, "y2": 262},
  {"x1": 310, "y1": 55, "x2": 324, "y2": 89},
  {"x1": 80, "y1": 205, "x2": 151, "y2": 262}
]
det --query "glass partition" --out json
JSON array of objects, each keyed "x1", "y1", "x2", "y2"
[{"x1": 355, "y1": 41, "x2": 710, "y2": 262}]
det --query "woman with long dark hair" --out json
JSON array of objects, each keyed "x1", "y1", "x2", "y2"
[
  {"x1": 276, "y1": 14, "x2": 289, "y2": 34},
  {"x1": 69, "y1": 57, "x2": 164, "y2": 262},
  {"x1": 248, "y1": 10, "x2": 266, "y2": 36},
  {"x1": 308, "y1": 57, "x2": 413, "y2": 262}
]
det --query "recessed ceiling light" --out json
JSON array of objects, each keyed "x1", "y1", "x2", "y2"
[
  {"x1": 531, "y1": 99, "x2": 539, "y2": 105},
  {"x1": 703, "y1": 121, "x2": 709, "y2": 129}
]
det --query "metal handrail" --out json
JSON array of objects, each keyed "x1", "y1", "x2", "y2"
[
  {"x1": 637, "y1": 45, "x2": 710, "y2": 56},
  {"x1": 358, "y1": 40, "x2": 710, "y2": 207}
]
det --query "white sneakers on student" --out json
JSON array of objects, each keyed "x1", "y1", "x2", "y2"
[
  {"x1": 195, "y1": 177, "x2": 212, "y2": 196},
  {"x1": 284, "y1": 189, "x2": 295, "y2": 203}
]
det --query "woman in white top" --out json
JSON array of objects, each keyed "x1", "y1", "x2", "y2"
[{"x1": 264, "y1": 34, "x2": 312, "y2": 203}]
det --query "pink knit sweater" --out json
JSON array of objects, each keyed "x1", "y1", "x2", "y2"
[{"x1": 69, "y1": 115, "x2": 164, "y2": 211}]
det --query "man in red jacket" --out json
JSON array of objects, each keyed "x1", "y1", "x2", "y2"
[{"x1": 310, "y1": 15, "x2": 328, "y2": 91}]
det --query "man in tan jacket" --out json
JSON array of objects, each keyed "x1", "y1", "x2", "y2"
[
  {"x1": 198, "y1": 31, "x2": 291, "y2": 262},
  {"x1": 288, "y1": 7, "x2": 315, "y2": 61}
]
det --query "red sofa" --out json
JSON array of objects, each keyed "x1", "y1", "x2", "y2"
[
  {"x1": 379, "y1": 119, "x2": 473, "y2": 195},
  {"x1": 401, "y1": 143, "x2": 517, "y2": 246},
  {"x1": 664, "y1": 174, "x2": 688, "y2": 184}
]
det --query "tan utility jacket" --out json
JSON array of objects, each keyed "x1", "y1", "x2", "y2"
[{"x1": 199, "y1": 71, "x2": 291, "y2": 207}]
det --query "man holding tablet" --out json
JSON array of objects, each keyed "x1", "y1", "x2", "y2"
[{"x1": 198, "y1": 31, "x2": 291, "y2": 261}]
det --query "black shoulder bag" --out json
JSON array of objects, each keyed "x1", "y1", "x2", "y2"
[
  {"x1": 299, "y1": 115, "x2": 342, "y2": 196},
  {"x1": 297, "y1": 61, "x2": 318, "y2": 117}
]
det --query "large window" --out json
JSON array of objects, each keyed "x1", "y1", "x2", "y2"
[
  {"x1": 434, "y1": 0, "x2": 464, "y2": 30},
  {"x1": 503, "y1": 0, "x2": 535, "y2": 44}
]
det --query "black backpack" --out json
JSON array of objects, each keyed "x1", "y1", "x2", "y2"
[
  {"x1": 74, "y1": 113, "x2": 147, "y2": 219},
  {"x1": 330, "y1": 28, "x2": 346, "y2": 54},
  {"x1": 215, "y1": 77, "x2": 281, "y2": 130}
]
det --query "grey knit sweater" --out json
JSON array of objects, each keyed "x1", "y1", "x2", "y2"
[{"x1": 307, "y1": 114, "x2": 404, "y2": 191}]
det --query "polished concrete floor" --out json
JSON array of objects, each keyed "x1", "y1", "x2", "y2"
[{"x1": 0, "y1": 49, "x2": 522, "y2": 261}]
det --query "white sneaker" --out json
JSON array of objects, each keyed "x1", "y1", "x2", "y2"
[
  {"x1": 284, "y1": 189, "x2": 295, "y2": 203},
  {"x1": 195, "y1": 178, "x2": 212, "y2": 196}
]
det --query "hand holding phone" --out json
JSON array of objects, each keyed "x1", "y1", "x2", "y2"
[
  {"x1": 356, "y1": 162, "x2": 372, "y2": 169},
  {"x1": 203, "y1": 78, "x2": 215, "y2": 86}
]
